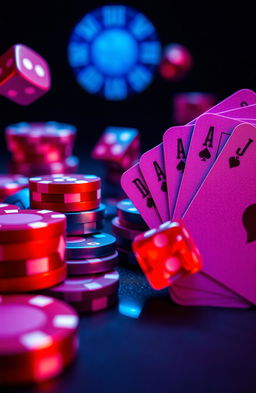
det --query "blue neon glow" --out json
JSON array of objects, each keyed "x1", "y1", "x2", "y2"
[
  {"x1": 68, "y1": 5, "x2": 161, "y2": 100},
  {"x1": 119, "y1": 300, "x2": 143, "y2": 319}
]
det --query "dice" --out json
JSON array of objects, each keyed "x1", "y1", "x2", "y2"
[
  {"x1": 173, "y1": 92, "x2": 216, "y2": 124},
  {"x1": 159, "y1": 43, "x2": 193, "y2": 81},
  {"x1": 92, "y1": 126, "x2": 140, "y2": 170},
  {"x1": 0, "y1": 44, "x2": 51, "y2": 105},
  {"x1": 132, "y1": 220, "x2": 202, "y2": 289}
]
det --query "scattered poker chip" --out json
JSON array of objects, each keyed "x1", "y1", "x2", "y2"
[
  {"x1": 117, "y1": 199, "x2": 148, "y2": 229},
  {"x1": 3, "y1": 188, "x2": 30, "y2": 209},
  {"x1": 0, "y1": 203, "x2": 20, "y2": 212},
  {"x1": 0, "y1": 174, "x2": 28, "y2": 201},
  {"x1": 0, "y1": 234, "x2": 65, "y2": 261},
  {"x1": 45, "y1": 270, "x2": 119, "y2": 312},
  {"x1": 67, "y1": 219, "x2": 104, "y2": 235},
  {"x1": 0, "y1": 252, "x2": 64, "y2": 278},
  {"x1": 0, "y1": 295, "x2": 79, "y2": 385},
  {"x1": 117, "y1": 247, "x2": 138, "y2": 265},
  {"x1": 29, "y1": 174, "x2": 101, "y2": 194},
  {"x1": 30, "y1": 189, "x2": 101, "y2": 203},
  {"x1": 0, "y1": 209, "x2": 66, "y2": 243},
  {"x1": 30, "y1": 199, "x2": 101, "y2": 212},
  {"x1": 65, "y1": 204, "x2": 106, "y2": 224},
  {"x1": 0, "y1": 263, "x2": 67, "y2": 293},
  {"x1": 66, "y1": 233, "x2": 116, "y2": 259},
  {"x1": 67, "y1": 250, "x2": 119, "y2": 275},
  {"x1": 112, "y1": 217, "x2": 143, "y2": 240},
  {"x1": 10, "y1": 156, "x2": 79, "y2": 176}
]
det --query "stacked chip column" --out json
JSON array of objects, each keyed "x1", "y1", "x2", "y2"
[{"x1": 29, "y1": 174, "x2": 119, "y2": 313}]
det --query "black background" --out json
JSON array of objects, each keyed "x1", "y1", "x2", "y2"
[{"x1": 1, "y1": 2, "x2": 256, "y2": 393}]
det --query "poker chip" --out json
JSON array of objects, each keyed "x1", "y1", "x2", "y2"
[
  {"x1": 117, "y1": 199, "x2": 148, "y2": 230},
  {"x1": 0, "y1": 175, "x2": 28, "y2": 201},
  {"x1": 0, "y1": 209, "x2": 66, "y2": 243},
  {"x1": 67, "y1": 251, "x2": 119, "y2": 275},
  {"x1": 0, "y1": 203, "x2": 20, "y2": 212},
  {"x1": 0, "y1": 263, "x2": 67, "y2": 293},
  {"x1": 0, "y1": 294, "x2": 79, "y2": 384},
  {"x1": 65, "y1": 204, "x2": 106, "y2": 224},
  {"x1": 66, "y1": 219, "x2": 104, "y2": 235},
  {"x1": 0, "y1": 234, "x2": 65, "y2": 261},
  {"x1": 65, "y1": 291, "x2": 118, "y2": 313},
  {"x1": 29, "y1": 174, "x2": 101, "y2": 194},
  {"x1": 66, "y1": 233, "x2": 117, "y2": 259},
  {"x1": 3, "y1": 188, "x2": 30, "y2": 209},
  {"x1": 30, "y1": 199, "x2": 101, "y2": 213},
  {"x1": 30, "y1": 189, "x2": 101, "y2": 203},
  {"x1": 112, "y1": 217, "x2": 143, "y2": 240},
  {"x1": 45, "y1": 270, "x2": 119, "y2": 312},
  {"x1": 0, "y1": 252, "x2": 64, "y2": 277},
  {"x1": 10, "y1": 156, "x2": 79, "y2": 176}
]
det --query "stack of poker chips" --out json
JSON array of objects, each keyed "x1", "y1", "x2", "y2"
[
  {"x1": 0, "y1": 174, "x2": 28, "y2": 201},
  {"x1": 112, "y1": 199, "x2": 148, "y2": 265},
  {"x1": 5, "y1": 121, "x2": 79, "y2": 176},
  {"x1": 0, "y1": 207, "x2": 67, "y2": 293},
  {"x1": 28, "y1": 174, "x2": 120, "y2": 313}
]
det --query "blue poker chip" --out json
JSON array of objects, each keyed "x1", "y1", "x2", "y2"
[
  {"x1": 67, "y1": 5, "x2": 161, "y2": 100},
  {"x1": 65, "y1": 204, "x2": 106, "y2": 225},
  {"x1": 117, "y1": 199, "x2": 148, "y2": 229},
  {"x1": 66, "y1": 219, "x2": 104, "y2": 236},
  {"x1": 3, "y1": 188, "x2": 30, "y2": 209},
  {"x1": 66, "y1": 232, "x2": 117, "y2": 259},
  {"x1": 67, "y1": 250, "x2": 119, "y2": 275}
]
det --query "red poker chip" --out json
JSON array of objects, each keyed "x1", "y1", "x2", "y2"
[
  {"x1": 30, "y1": 188, "x2": 101, "y2": 203},
  {"x1": 67, "y1": 250, "x2": 119, "y2": 275},
  {"x1": 0, "y1": 175, "x2": 28, "y2": 201},
  {"x1": 45, "y1": 270, "x2": 119, "y2": 302},
  {"x1": 11, "y1": 149, "x2": 69, "y2": 165},
  {"x1": 0, "y1": 252, "x2": 64, "y2": 277},
  {"x1": 30, "y1": 199, "x2": 101, "y2": 212},
  {"x1": 29, "y1": 174, "x2": 101, "y2": 193},
  {"x1": 10, "y1": 156, "x2": 79, "y2": 177},
  {"x1": 0, "y1": 234, "x2": 65, "y2": 261},
  {"x1": 112, "y1": 217, "x2": 143, "y2": 240},
  {"x1": 0, "y1": 294, "x2": 79, "y2": 385},
  {"x1": 0, "y1": 263, "x2": 67, "y2": 293},
  {"x1": 0, "y1": 203, "x2": 20, "y2": 212},
  {"x1": 0, "y1": 209, "x2": 66, "y2": 243}
]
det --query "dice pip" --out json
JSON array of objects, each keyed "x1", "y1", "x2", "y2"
[
  {"x1": 0, "y1": 44, "x2": 51, "y2": 105},
  {"x1": 132, "y1": 220, "x2": 202, "y2": 289}
]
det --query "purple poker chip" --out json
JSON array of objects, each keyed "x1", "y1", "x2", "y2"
[
  {"x1": 73, "y1": 291, "x2": 118, "y2": 313},
  {"x1": 45, "y1": 270, "x2": 120, "y2": 303},
  {"x1": 66, "y1": 219, "x2": 104, "y2": 235},
  {"x1": 112, "y1": 217, "x2": 143, "y2": 240},
  {"x1": 117, "y1": 199, "x2": 148, "y2": 230},
  {"x1": 67, "y1": 250, "x2": 119, "y2": 275},
  {"x1": 66, "y1": 233, "x2": 116, "y2": 259}
]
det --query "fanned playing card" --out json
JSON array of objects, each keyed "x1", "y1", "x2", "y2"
[{"x1": 173, "y1": 123, "x2": 256, "y2": 305}]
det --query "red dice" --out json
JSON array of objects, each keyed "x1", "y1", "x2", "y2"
[
  {"x1": 173, "y1": 92, "x2": 216, "y2": 124},
  {"x1": 0, "y1": 44, "x2": 51, "y2": 105},
  {"x1": 132, "y1": 220, "x2": 202, "y2": 289}
]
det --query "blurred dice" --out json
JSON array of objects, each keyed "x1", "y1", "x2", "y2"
[
  {"x1": 132, "y1": 220, "x2": 202, "y2": 290},
  {"x1": 159, "y1": 43, "x2": 193, "y2": 81},
  {"x1": 0, "y1": 44, "x2": 51, "y2": 105},
  {"x1": 92, "y1": 126, "x2": 140, "y2": 184},
  {"x1": 173, "y1": 92, "x2": 217, "y2": 124}
]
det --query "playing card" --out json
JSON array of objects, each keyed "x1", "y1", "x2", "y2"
[
  {"x1": 121, "y1": 163, "x2": 162, "y2": 228},
  {"x1": 176, "y1": 123, "x2": 256, "y2": 304},
  {"x1": 139, "y1": 144, "x2": 169, "y2": 222},
  {"x1": 139, "y1": 89, "x2": 256, "y2": 223},
  {"x1": 219, "y1": 103, "x2": 256, "y2": 119},
  {"x1": 173, "y1": 114, "x2": 256, "y2": 219}
]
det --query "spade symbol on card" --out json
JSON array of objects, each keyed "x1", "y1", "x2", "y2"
[
  {"x1": 229, "y1": 156, "x2": 240, "y2": 168},
  {"x1": 242, "y1": 204, "x2": 256, "y2": 243},
  {"x1": 199, "y1": 148, "x2": 211, "y2": 161},
  {"x1": 147, "y1": 197, "x2": 156, "y2": 208},
  {"x1": 176, "y1": 160, "x2": 185, "y2": 173},
  {"x1": 161, "y1": 181, "x2": 167, "y2": 192}
]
